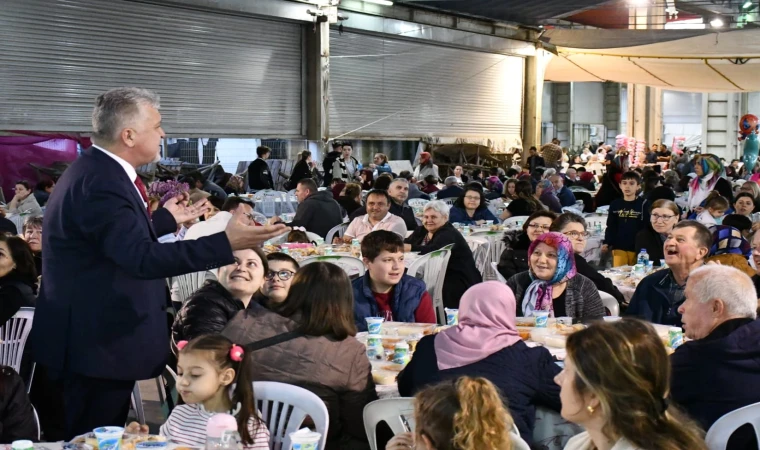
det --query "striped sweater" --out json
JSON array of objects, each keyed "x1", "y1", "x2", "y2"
[{"x1": 160, "y1": 404, "x2": 270, "y2": 449}]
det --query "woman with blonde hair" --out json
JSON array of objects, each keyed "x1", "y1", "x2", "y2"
[
  {"x1": 556, "y1": 319, "x2": 707, "y2": 450},
  {"x1": 387, "y1": 377, "x2": 515, "y2": 450}
]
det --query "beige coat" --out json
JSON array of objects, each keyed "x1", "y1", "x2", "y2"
[{"x1": 222, "y1": 304, "x2": 377, "y2": 450}]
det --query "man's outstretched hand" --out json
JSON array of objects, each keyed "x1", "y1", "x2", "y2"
[
  {"x1": 225, "y1": 208, "x2": 289, "y2": 250},
  {"x1": 163, "y1": 193, "x2": 211, "y2": 224}
]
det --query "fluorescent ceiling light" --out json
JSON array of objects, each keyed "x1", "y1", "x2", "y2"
[
  {"x1": 628, "y1": 0, "x2": 649, "y2": 6},
  {"x1": 710, "y1": 18, "x2": 724, "y2": 27},
  {"x1": 364, "y1": 0, "x2": 394, "y2": 5},
  {"x1": 743, "y1": 1, "x2": 753, "y2": 9}
]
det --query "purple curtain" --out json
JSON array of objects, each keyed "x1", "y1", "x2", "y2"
[{"x1": 0, "y1": 136, "x2": 80, "y2": 202}]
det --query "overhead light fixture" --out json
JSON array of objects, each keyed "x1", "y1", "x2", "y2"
[
  {"x1": 743, "y1": 1, "x2": 753, "y2": 8},
  {"x1": 628, "y1": 0, "x2": 649, "y2": 6},
  {"x1": 710, "y1": 17, "x2": 724, "y2": 27},
  {"x1": 363, "y1": 0, "x2": 393, "y2": 5}
]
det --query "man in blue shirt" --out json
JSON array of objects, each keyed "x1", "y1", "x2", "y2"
[{"x1": 550, "y1": 174, "x2": 576, "y2": 208}]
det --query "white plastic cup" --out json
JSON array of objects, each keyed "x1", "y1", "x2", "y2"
[
  {"x1": 93, "y1": 427, "x2": 124, "y2": 450},
  {"x1": 444, "y1": 308, "x2": 459, "y2": 326},
  {"x1": 11, "y1": 441, "x2": 33, "y2": 450},
  {"x1": 533, "y1": 311, "x2": 550, "y2": 328},
  {"x1": 485, "y1": 220, "x2": 494, "y2": 226},
  {"x1": 365, "y1": 317, "x2": 384, "y2": 334},
  {"x1": 290, "y1": 431, "x2": 321, "y2": 450},
  {"x1": 602, "y1": 316, "x2": 621, "y2": 322}
]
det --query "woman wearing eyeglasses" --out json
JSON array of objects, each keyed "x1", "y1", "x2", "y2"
[
  {"x1": 635, "y1": 200, "x2": 680, "y2": 267},
  {"x1": 172, "y1": 247, "x2": 268, "y2": 343},
  {"x1": 551, "y1": 213, "x2": 625, "y2": 306},
  {"x1": 448, "y1": 185, "x2": 498, "y2": 226},
  {"x1": 497, "y1": 210, "x2": 557, "y2": 281},
  {"x1": 507, "y1": 232, "x2": 604, "y2": 321}
]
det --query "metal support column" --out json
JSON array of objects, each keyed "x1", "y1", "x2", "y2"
[{"x1": 305, "y1": 19, "x2": 331, "y2": 153}]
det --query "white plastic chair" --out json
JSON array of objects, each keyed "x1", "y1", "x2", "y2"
[
  {"x1": 584, "y1": 214, "x2": 607, "y2": 231},
  {"x1": 406, "y1": 244, "x2": 454, "y2": 324},
  {"x1": 705, "y1": 401, "x2": 760, "y2": 450},
  {"x1": 32, "y1": 405, "x2": 40, "y2": 440},
  {"x1": 326, "y1": 222, "x2": 350, "y2": 244},
  {"x1": 253, "y1": 381, "x2": 329, "y2": 450},
  {"x1": 465, "y1": 236, "x2": 490, "y2": 277},
  {"x1": 407, "y1": 198, "x2": 429, "y2": 208},
  {"x1": 503, "y1": 215, "x2": 529, "y2": 228},
  {"x1": 176, "y1": 271, "x2": 210, "y2": 303},
  {"x1": 491, "y1": 262, "x2": 507, "y2": 283},
  {"x1": 305, "y1": 231, "x2": 322, "y2": 243},
  {"x1": 364, "y1": 398, "x2": 416, "y2": 450},
  {"x1": 599, "y1": 291, "x2": 620, "y2": 316},
  {"x1": 470, "y1": 231, "x2": 506, "y2": 281},
  {"x1": 0, "y1": 307, "x2": 34, "y2": 374},
  {"x1": 299, "y1": 255, "x2": 366, "y2": 278}
]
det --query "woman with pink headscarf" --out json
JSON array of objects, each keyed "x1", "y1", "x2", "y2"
[{"x1": 397, "y1": 281, "x2": 561, "y2": 446}]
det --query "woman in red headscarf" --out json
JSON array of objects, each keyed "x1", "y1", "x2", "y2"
[{"x1": 413, "y1": 152, "x2": 440, "y2": 182}]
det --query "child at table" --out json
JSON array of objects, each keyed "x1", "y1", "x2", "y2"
[
  {"x1": 127, "y1": 335, "x2": 270, "y2": 449},
  {"x1": 696, "y1": 192, "x2": 729, "y2": 227},
  {"x1": 603, "y1": 171, "x2": 646, "y2": 267}
]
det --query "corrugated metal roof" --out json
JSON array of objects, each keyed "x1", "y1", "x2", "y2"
[{"x1": 397, "y1": 0, "x2": 614, "y2": 25}]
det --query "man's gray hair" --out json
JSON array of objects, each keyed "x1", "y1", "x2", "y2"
[
  {"x1": 424, "y1": 200, "x2": 450, "y2": 218},
  {"x1": 444, "y1": 176, "x2": 458, "y2": 187},
  {"x1": 92, "y1": 87, "x2": 160, "y2": 144},
  {"x1": 390, "y1": 178, "x2": 409, "y2": 187},
  {"x1": 688, "y1": 265, "x2": 757, "y2": 319},
  {"x1": 543, "y1": 168, "x2": 557, "y2": 179}
]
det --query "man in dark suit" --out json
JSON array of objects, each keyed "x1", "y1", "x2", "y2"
[
  {"x1": 29, "y1": 87, "x2": 288, "y2": 438},
  {"x1": 246, "y1": 145, "x2": 273, "y2": 191}
]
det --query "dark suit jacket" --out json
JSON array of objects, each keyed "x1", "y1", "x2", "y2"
[{"x1": 30, "y1": 147, "x2": 235, "y2": 381}]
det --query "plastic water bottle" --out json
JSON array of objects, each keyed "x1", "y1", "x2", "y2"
[
  {"x1": 637, "y1": 249, "x2": 649, "y2": 266},
  {"x1": 351, "y1": 238, "x2": 361, "y2": 258},
  {"x1": 206, "y1": 414, "x2": 238, "y2": 450}
]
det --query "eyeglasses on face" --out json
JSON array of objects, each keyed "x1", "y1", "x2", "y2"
[
  {"x1": 463, "y1": 196, "x2": 481, "y2": 201},
  {"x1": 265, "y1": 270, "x2": 295, "y2": 281},
  {"x1": 563, "y1": 231, "x2": 589, "y2": 239},
  {"x1": 527, "y1": 223, "x2": 551, "y2": 231},
  {"x1": 651, "y1": 214, "x2": 676, "y2": 222}
]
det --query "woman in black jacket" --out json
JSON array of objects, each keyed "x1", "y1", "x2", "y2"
[
  {"x1": 550, "y1": 213, "x2": 625, "y2": 305},
  {"x1": 0, "y1": 234, "x2": 37, "y2": 325},
  {"x1": 288, "y1": 151, "x2": 316, "y2": 190},
  {"x1": 0, "y1": 366, "x2": 37, "y2": 442},
  {"x1": 336, "y1": 182, "x2": 363, "y2": 217},
  {"x1": 594, "y1": 161, "x2": 623, "y2": 208},
  {"x1": 404, "y1": 201, "x2": 481, "y2": 309},
  {"x1": 635, "y1": 199, "x2": 680, "y2": 267},
  {"x1": 173, "y1": 247, "x2": 268, "y2": 343},
  {"x1": 497, "y1": 210, "x2": 557, "y2": 281}
]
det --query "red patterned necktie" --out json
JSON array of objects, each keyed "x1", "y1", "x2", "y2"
[{"x1": 133, "y1": 176, "x2": 151, "y2": 217}]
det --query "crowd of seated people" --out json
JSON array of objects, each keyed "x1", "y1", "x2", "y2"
[{"x1": 6, "y1": 140, "x2": 760, "y2": 450}]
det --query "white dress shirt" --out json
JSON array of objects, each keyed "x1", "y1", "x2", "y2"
[{"x1": 92, "y1": 144, "x2": 146, "y2": 208}]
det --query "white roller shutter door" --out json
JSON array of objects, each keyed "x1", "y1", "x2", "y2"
[
  {"x1": 329, "y1": 30, "x2": 524, "y2": 140},
  {"x1": 0, "y1": 0, "x2": 303, "y2": 136}
]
